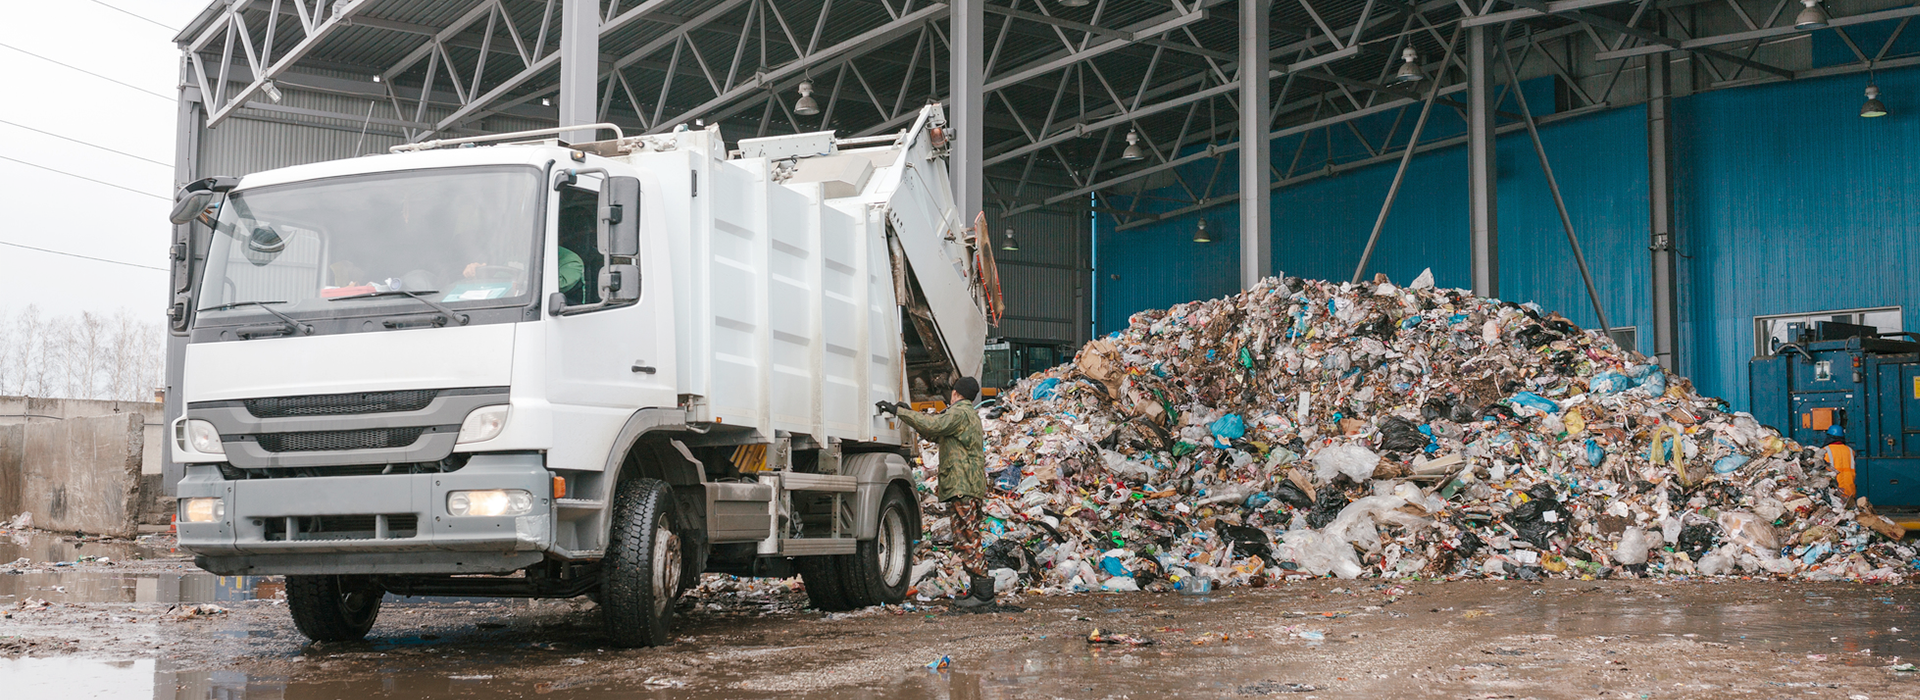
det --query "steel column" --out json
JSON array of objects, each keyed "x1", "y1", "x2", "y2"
[
  {"x1": 1239, "y1": 0, "x2": 1272, "y2": 288},
  {"x1": 952, "y1": 0, "x2": 984, "y2": 225},
  {"x1": 557, "y1": 0, "x2": 599, "y2": 143},
  {"x1": 163, "y1": 59, "x2": 202, "y2": 498},
  {"x1": 1647, "y1": 48, "x2": 1681, "y2": 369},
  {"x1": 1467, "y1": 24, "x2": 1499, "y2": 297}
]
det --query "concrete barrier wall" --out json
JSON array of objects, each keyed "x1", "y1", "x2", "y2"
[{"x1": 0, "y1": 397, "x2": 167, "y2": 537}]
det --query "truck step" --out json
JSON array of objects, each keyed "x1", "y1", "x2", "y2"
[
  {"x1": 772, "y1": 472, "x2": 857, "y2": 493},
  {"x1": 554, "y1": 498, "x2": 606, "y2": 513},
  {"x1": 778, "y1": 538, "x2": 857, "y2": 556}
]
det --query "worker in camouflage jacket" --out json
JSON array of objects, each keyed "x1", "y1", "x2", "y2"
[{"x1": 878, "y1": 376, "x2": 1004, "y2": 610}]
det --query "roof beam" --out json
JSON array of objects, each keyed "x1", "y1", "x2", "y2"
[
  {"x1": 1594, "y1": 4, "x2": 1920, "y2": 60},
  {"x1": 200, "y1": 0, "x2": 377, "y2": 128},
  {"x1": 1461, "y1": 0, "x2": 1639, "y2": 27}
]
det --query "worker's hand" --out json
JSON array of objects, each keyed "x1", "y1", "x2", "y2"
[
  {"x1": 463, "y1": 262, "x2": 483, "y2": 279},
  {"x1": 875, "y1": 400, "x2": 897, "y2": 415}
]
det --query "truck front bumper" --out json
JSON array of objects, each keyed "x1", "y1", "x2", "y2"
[{"x1": 178, "y1": 453, "x2": 555, "y2": 576}]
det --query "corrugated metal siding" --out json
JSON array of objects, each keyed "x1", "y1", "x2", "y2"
[
  {"x1": 995, "y1": 196, "x2": 1088, "y2": 346},
  {"x1": 1674, "y1": 65, "x2": 1920, "y2": 410}
]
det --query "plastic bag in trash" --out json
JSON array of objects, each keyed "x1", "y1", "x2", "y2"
[
  {"x1": 1613, "y1": 526, "x2": 1651, "y2": 566},
  {"x1": 1376, "y1": 416, "x2": 1430, "y2": 455},
  {"x1": 1210, "y1": 413, "x2": 1246, "y2": 444},
  {"x1": 1589, "y1": 372, "x2": 1631, "y2": 394},
  {"x1": 1312, "y1": 444, "x2": 1379, "y2": 484},
  {"x1": 1030, "y1": 377, "x2": 1061, "y2": 400},
  {"x1": 1508, "y1": 392, "x2": 1559, "y2": 414},
  {"x1": 1713, "y1": 454, "x2": 1749, "y2": 474}
]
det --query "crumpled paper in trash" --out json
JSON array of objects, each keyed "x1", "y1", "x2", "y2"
[{"x1": 902, "y1": 273, "x2": 1916, "y2": 598}]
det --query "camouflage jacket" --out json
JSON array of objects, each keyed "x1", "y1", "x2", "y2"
[{"x1": 895, "y1": 399, "x2": 987, "y2": 501}]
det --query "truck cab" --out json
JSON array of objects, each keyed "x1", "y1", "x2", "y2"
[{"x1": 164, "y1": 105, "x2": 990, "y2": 646}]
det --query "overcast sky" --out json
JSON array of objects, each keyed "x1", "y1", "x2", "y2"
[{"x1": 0, "y1": 0, "x2": 210, "y2": 320}]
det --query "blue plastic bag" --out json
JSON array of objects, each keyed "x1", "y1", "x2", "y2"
[
  {"x1": 1508, "y1": 391, "x2": 1559, "y2": 414},
  {"x1": 1585, "y1": 439, "x2": 1605, "y2": 467},
  {"x1": 1210, "y1": 414, "x2": 1246, "y2": 442},
  {"x1": 1630, "y1": 365, "x2": 1668, "y2": 396},
  {"x1": 1713, "y1": 454, "x2": 1749, "y2": 474},
  {"x1": 1031, "y1": 377, "x2": 1061, "y2": 400},
  {"x1": 1590, "y1": 371, "x2": 1631, "y2": 394}
]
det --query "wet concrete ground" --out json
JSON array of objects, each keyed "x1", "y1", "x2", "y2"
[{"x1": 4, "y1": 528, "x2": 1919, "y2": 699}]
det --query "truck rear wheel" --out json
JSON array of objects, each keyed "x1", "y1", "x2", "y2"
[
  {"x1": 797, "y1": 555, "x2": 855, "y2": 611},
  {"x1": 847, "y1": 485, "x2": 914, "y2": 605},
  {"x1": 601, "y1": 478, "x2": 683, "y2": 648},
  {"x1": 285, "y1": 574, "x2": 383, "y2": 642}
]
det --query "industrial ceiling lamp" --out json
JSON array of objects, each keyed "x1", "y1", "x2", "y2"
[
  {"x1": 1193, "y1": 219, "x2": 1211, "y2": 243},
  {"x1": 260, "y1": 80, "x2": 283, "y2": 102},
  {"x1": 1001, "y1": 228, "x2": 1019, "y2": 251},
  {"x1": 1861, "y1": 83, "x2": 1889, "y2": 117},
  {"x1": 1393, "y1": 48, "x2": 1423, "y2": 84},
  {"x1": 1059, "y1": 0, "x2": 1091, "y2": 7},
  {"x1": 794, "y1": 79, "x2": 821, "y2": 116},
  {"x1": 1121, "y1": 129, "x2": 1146, "y2": 160},
  {"x1": 541, "y1": 97, "x2": 552, "y2": 107},
  {"x1": 1795, "y1": 0, "x2": 1830, "y2": 29}
]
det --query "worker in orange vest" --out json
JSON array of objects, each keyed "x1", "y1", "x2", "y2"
[{"x1": 1824, "y1": 425, "x2": 1856, "y2": 498}]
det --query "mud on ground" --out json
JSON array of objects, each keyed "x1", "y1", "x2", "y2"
[{"x1": 2, "y1": 530, "x2": 1917, "y2": 698}]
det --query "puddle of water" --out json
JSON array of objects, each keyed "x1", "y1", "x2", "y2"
[
  {"x1": 0, "y1": 571, "x2": 281, "y2": 604},
  {"x1": 0, "y1": 528, "x2": 182, "y2": 565}
]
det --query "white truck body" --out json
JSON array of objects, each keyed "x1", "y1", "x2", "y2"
[{"x1": 166, "y1": 106, "x2": 985, "y2": 630}]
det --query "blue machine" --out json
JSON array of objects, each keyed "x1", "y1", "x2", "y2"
[{"x1": 1750, "y1": 323, "x2": 1920, "y2": 508}]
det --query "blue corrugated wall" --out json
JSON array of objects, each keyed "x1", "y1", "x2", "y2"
[{"x1": 1096, "y1": 64, "x2": 1919, "y2": 411}]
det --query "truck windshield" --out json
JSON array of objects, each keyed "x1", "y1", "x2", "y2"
[{"x1": 195, "y1": 166, "x2": 543, "y2": 330}]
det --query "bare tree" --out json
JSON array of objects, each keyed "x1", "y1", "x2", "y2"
[{"x1": 0, "y1": 305, "x2": 163, "y2": 401}]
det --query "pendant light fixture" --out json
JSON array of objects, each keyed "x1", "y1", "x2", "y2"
[
  {"x1": 1193, "y1": 219, "x2": 1211, "y2": 243},
  {"x1": 794, "y1": 79, "x2": 821, "y2": 116},
  {"x1": 1000, "y1": 228, "x2": 1019, "y2": 251},
  {"x1": 1121, "y1": 129, "x2": 1146, "y2": 160},
  {"x1": 1861, "y1": 84, "x2": 1888, "y2": 117},
  {"x1": 1393, "y1": 48, "x2": 1423, "y2": 84},
  {"x1": 1795, "y1": 0, "x2": 1830, "y2": 29}
]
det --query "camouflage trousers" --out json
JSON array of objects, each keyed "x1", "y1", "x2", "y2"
[{"x1": 948, "y1": 496, "x2": 987, "y2": 577}]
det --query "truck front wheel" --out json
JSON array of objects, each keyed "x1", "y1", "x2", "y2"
[
  {"x1": 285, "y1": 575, "x2": 383, "y2": 642},
  {"x1": 601, "y1": 478, "x2": 683, "y2": 647}
]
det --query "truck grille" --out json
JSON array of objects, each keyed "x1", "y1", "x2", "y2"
[
  {"x1": 255, "y1": 427, "x2": 429, "y2": 453},
  {"x1": 244, "y1": 389, "x2": 440, "y2": 418},
  {"x1": 263, "y1": 514, "x2": 419, "y2": 541}
]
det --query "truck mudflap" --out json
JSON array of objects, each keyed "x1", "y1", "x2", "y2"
[{"x1": 180, "y1": 453, "x2": 558, "y2": 576}]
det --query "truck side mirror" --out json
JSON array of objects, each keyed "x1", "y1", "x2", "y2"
[
  {"x1": 600, "y1": 263, "x2": 640, "y2": 303},
  {"x1": 598, "y1": 176, "x2": 641, "y2": 257},
  {"x1": 168, "y1": 190, "x2": 215, "y2": 225}
]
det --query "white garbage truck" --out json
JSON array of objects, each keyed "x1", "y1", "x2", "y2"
[{"x1": 163, "y1": 104, "x2": 992, "y2": 647}]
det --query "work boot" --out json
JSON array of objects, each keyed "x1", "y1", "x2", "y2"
[{"x1": 952, "y1": 574, "x2": 996, "y2": 609}]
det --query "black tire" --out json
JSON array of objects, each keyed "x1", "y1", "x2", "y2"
[
  {"x1": 601, "y1": 478, "x2": 683, "y2": 648},
  {"x1": 797, "y1": 555, "x2": 856, "y2": 612},
  {"x1": 845, "y1": 485, "x2": 915, "y2": 606},
  {"x1": 285, "y1": 574, "x2": 383, "y2": 642}
]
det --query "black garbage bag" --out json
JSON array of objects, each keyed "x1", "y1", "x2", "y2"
[
  {"x1": 1377, "y1": 416, "x2": 1430, "y2": 455},
  {"x1": 1272, "y1": 480, "x2": 1314, "y2": 510},
  {"x1": 1218, "y1": 523, "x2": 1274, "y2": 562},
  {"x1": 1508, "y1": 485, "x2": 1569, "y2": 549},
  {"x1": 1676, "y1": 523, "x2": 1720, "y2": 560},
  {"x1": 983, "y1": 539, "x2": 1027, "y2": 572},
  {"x1": 1454, "y1": 525, "x2": 1484, "y2": 559},
  {"x1": 1306, "y1": 488, "x2": 1349, "y2": 529}
]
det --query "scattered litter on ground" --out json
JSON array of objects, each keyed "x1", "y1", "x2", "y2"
[{"x1": 903, "y1": 273, "x2": 1915, "y2": 597}]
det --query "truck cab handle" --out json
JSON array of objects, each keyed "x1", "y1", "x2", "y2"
[{"x1": 632, "y1": 363, "x2": 657, "y2": 374}]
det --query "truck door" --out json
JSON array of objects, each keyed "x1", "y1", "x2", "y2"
[{"x1": 544, "y1": 177, "x2": 676, "y2": 470}]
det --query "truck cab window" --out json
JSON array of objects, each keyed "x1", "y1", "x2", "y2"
[{"x1": 557, "y1": 186, "x2": 603, "y2": 306}]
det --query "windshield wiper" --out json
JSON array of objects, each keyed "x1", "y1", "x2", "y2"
[
  {"x1": 195, "y1": 300, "x2": 311, "y2": 336},
  {"x1": 326, "y1": 290, "x2": 469, "y2": 327}
]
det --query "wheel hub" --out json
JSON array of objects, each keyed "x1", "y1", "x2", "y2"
[{"x1": 653, "y1": 526, "x2": 682, "y2": 614}]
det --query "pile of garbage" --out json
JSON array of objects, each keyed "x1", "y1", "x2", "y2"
[{"x1": 908, "y1": 274, "x2": 1917, "y2": 598}]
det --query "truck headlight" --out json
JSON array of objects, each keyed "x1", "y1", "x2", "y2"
[
  {"x1": 183, "y1": 419, "x2": 224, "y2": 455},
  {"x1": 447, "y1": 489, "x2": 533, "y2": 517},
  {"x1": 180, "y1": 497, "x2": 225, "y2": 523},
  {"x1": 456, "y1": 405, "x2": 510, "y2": 444}
]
